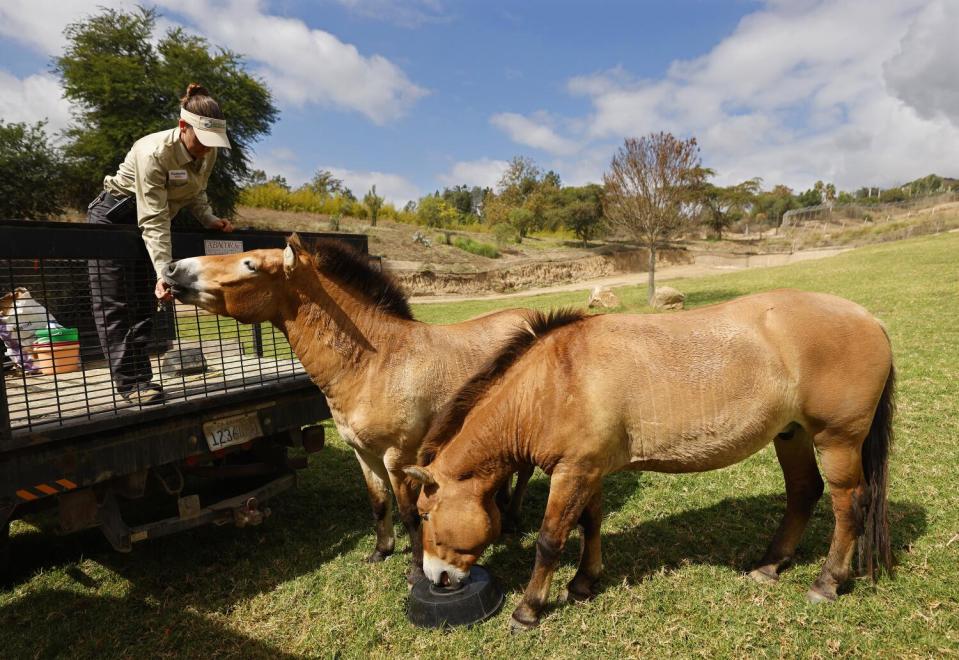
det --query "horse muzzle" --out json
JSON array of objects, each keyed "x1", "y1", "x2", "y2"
[
  {"x1": 163, "y1": 259, "x2": 201, "y2": 301},
  {"x1": 423, "y1": 551, "x2": 470, "y2": 589}
]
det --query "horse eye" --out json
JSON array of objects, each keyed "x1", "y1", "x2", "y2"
[
  {"x1": 243, "y1": 259, "x2": 257, "y2": 273},
  {"x1": 420, "y1": 512, "x2": 429, "y2": 521}
]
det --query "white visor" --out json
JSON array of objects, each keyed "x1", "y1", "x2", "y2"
[{"x1": 180, "y1": 107, "x2": 231, "y2": 149}]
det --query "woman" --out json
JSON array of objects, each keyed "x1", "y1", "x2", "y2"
[{"x1": 88, "y1": 83, "x2": 234, "y2": 405}]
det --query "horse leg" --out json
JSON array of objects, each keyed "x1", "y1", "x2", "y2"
[
  {"x1": 386, "y1": 465, "x2": 424, "y2": 585},
  {"x1": 353, "y1": 449, "x2": 395, "y2": 563},
  {"x1": 503, "y1": 464, "x2": 535, "y2": 533},
  {"x1": 808, "y1": 439, "x2": 866, "y2": 602},
  {"x1": 511, "y1": 472, "x2": 599, "y2": 631},
  {"x1": 564, "y1": 488, "x2": 604, "y2": 603},
  {"x1": 750, "y1": 428, "x2": 824, "y2": 584}
]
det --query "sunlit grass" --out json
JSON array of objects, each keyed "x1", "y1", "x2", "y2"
[{"x1": 2, "y1": 232, "x2": 957, "y2": 657}]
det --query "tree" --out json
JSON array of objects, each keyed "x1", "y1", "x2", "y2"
[
  {"x1": 440, "y1": 185, "x2": 474, "y2": 217},
  {"x1": 308, "y1": 169, "x2": 348, "y2": 196},
  {"x1": 243, "y1": 169, "x2": 267, "y2": 187},
  {"x1": 751, "y1": 184, "x2": 799, "y2": 226},
  {"x1": 507, "y1": 207, "x2": 537, "y2": 239},
  {"x1": 701, "y1": 178, "x2": 760, "y2": 240},
  {"x1": 417, "y1": 195, "x2": 458, "y2": 229},
  {"x1": 56, "y1": 6, "x2": 277, "y2": 216},
  {"x1": 364, "y1": 185, "x2": 384, "y2": 227},
  {"x1": 497, "y1": 156, "x2": 542, "y2": 202},
  {"x1": 558, "y1": 184, "x2": 604, "y2": 247},
  {"x1": 603, "y1": 133, "x2": 707, "y2": 305},
  {"x1": 0, "y1": 121, "x2": 64, "y2": 219}
]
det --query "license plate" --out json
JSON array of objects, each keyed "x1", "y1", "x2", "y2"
[{"x1": 203, "y1": 413, "x2": 262, "y2": 451}]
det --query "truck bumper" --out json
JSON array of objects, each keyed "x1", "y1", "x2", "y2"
[{"x1": 100, "y1": 472, "x2": 296, "y2": 551}]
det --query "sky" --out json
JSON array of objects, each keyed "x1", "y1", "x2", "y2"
[{"x1": 1, "y1": 0, "x2": 958, "y2": 206}]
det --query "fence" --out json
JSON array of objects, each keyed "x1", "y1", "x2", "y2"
[
  {"x1": 781, "y1": 192, "x2": 959, "y2": 227},
  {"x1": 0, "y1": 220, "x2": 365, "y2": 443}
]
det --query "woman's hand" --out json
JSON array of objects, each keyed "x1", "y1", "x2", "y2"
[
  {"x1": 155, "y1": 278, "x2": 173, "y2": 302},
  {"x1": 209, "y1": 218, "x2": 234, "y2": 232}
]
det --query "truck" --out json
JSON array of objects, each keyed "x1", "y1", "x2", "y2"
[{"x1": 0, "y1": 219, "x2": 365, "y2": 576}]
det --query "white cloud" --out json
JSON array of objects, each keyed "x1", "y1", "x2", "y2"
[
  {"x1": 495, "y1": 0, "x2": 959, "y2": 191},
  {"x1": 489, "y1": 112, "x2": 579, "y2": 156},
  {"x1": 319, "y1": 166, "x2": 420, "y2": 207},
  {"x1": 883, "y1": 0, "x2": 959, "y2": 127},
  {"x1": 0, "y1": 1, "x2": 130, "y2": 55},
  {"x1": 0, "y1": 70, "x2": 72, "y2": 134},
  {"x1": 0, "y1": 0, "x2": 426, "y2": 125},
  {"x1": 252, "y1": 147, "x2": 308, "y2": 186},
  {"x1": 160, "y1": 0, "x2": 427, "y2": 124},
  {"x1": 438, "y1": 158, "x2": 510, "y2": 189}
]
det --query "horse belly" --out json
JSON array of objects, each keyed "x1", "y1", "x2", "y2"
[{"x1": 625, "y1": 402, "x2": 789, "y2": 474}]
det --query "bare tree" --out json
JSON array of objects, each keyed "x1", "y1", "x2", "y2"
[{"x1": 603, "y1": 133, "x2": 706, "y2": 305}]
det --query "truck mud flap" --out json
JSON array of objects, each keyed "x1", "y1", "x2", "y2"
[{"x1": 100, "y1": 473, "x2": 296, "y2": 551}]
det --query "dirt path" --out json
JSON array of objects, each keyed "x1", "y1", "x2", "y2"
[{"x1": 409, "y1": 245, "x2": 851, "y2": 304}]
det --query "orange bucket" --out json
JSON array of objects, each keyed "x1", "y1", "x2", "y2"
[{"x1": 32, "y1": 341, "x2": 81, "y2": 375}]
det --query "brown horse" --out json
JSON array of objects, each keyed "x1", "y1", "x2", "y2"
[
  {"x1": 405, "y1": 290, "x2": 895, "y2": 629},
  {"x1": 162, "y1": 234, "x2": 534, "y2": 581}
]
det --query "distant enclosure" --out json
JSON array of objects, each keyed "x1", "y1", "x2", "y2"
[{"x1": 781, "y1": 192, "x2": 959, "y2": 227}]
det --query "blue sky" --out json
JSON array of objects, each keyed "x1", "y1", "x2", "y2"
[{"x1": 2, "y1": 1, "x2": 958, "y2": 205}]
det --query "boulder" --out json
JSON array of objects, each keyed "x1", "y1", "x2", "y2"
[
  {"x1": 162, "y1": 346, "x2": 207, "y2": 375},
  {"x1": 653, "y1": 286, "x2": 685, "y2": 310},
  {"x1": 587, "y1": 286, "x2": 620, "y2": 309}
]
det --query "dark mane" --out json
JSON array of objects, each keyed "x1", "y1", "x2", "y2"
[
  {"x1": 308, "y1": 238, "x2": 413, "y2": 320},
  {"x1": 418, "y1": 307, "x2": 586, "y2": 465}
]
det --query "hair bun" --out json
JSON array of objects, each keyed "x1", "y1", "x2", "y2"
[{"x1": 185, "y1": 82, "x2": 209, "y2": 98}]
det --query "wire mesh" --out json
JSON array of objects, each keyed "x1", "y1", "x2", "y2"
[{"x1": 1, "y1": 255, "x2": 305, "y2": 434}]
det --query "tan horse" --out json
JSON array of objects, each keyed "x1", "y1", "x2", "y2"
[
  {"x1": 163, "y1": 234, "x2": 534, "y2": 580},
  {"x1": 405, "y1": 290, "x2": 895, "y2": 629}
]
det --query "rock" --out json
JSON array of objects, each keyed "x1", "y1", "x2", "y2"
[
  {"x1": 653, "y1": 286, "x2": 685, "y2": 310},
  {"x1": 162, "y1": 347, "x2": 207, "y2": 375},
  {"x1": 587, "y1": 286, "x2": 620, "y2": 309}
]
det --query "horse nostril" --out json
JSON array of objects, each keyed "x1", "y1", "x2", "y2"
[{"x1": 165, "y1": 262, "x2": 177, "y2": 274}]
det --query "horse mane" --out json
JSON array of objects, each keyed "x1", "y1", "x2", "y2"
[
  {"x1": 418, "y1": 307, "x2": 586, "y2": 466},
  {"x1": 303, "y1": 236, "x2": 413, "y2": 320}
]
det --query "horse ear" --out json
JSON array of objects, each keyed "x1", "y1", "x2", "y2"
[
  {"x1": 403, "y1": 466, "x2": 436, "y2": 486},
  {"x1": 283, "y1": 244, "x2": 298, "y2": 277},
  {"x1": 287, "y1": 233, "x2": 305, "y2": 250}
]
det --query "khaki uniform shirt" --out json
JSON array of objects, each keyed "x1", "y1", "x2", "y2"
[{"x1": 103, "y1": 128, "x2": 220, "y2": 277}]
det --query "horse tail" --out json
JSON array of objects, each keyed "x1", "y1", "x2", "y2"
[{"x1": 858, "y1": 362, "x2": 895, "y2": 581}]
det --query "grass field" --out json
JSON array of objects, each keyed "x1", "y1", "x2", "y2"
[{"x1": 2, "y1": 232, "x2": 958, "y2": 657}]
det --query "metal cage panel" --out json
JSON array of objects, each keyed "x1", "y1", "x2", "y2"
[{"x1": 0, "y1": 221, "x2": 366, "y2": 447}]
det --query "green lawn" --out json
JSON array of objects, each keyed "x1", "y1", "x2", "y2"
[{"x1": 3, "y1": 232, "x2": 958, "y2": 657}]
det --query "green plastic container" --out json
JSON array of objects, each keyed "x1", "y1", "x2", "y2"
[{"x1": 34, "y1": 327, "x2": 79, "y2": 344}]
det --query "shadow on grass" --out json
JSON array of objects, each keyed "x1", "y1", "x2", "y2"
[
  {"x1": 483, "y1": 493, "x2": 926, "y2": 599},
  {"x1": 2, "y1": 444, "x2": 381, "y2": 611},
  {"x1": 0, "y1": 588, "x2": 299, "y2": 658},
  {"x1": 498, "y1": 468, "x2": 644, "y2": 535}
]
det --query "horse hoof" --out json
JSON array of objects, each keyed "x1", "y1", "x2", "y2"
[
  {"x1": 406, "y1": 565, "x2": 425, "y2": 586},
  {"x1": 806, "y1": 587, "x2": 836, "y2": 604},
  {"x1": 364, "y1": 549, "x2": 390, "y2": 563},
  {"x1": 560, "y1": 588, "x2": 592, "y2": 604},
  {"x1": 748, "y1": 567, "x2": 779, "y2": 585},
  {"x1": 509, "y1": 615, "x2": 539, "y2": 633}
]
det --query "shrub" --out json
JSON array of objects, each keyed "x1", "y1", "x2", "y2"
[
  {"x1": 453, "y1": 237, "x2": 500, "y2": 258},
  {"x1": 0, "y1": 121, "x2": 64, "y2": 219},
  {"x1": 492, "y1": 222, "x2": 521, "y2": 246}
]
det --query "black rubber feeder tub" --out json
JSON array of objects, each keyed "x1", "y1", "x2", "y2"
[{"x1": 408, "y1": 565, "x2": 504, "y2": 628}]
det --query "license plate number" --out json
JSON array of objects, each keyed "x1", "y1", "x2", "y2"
[{"x1": 203, "y1": 413, "x2": 262, "y2": 451}]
